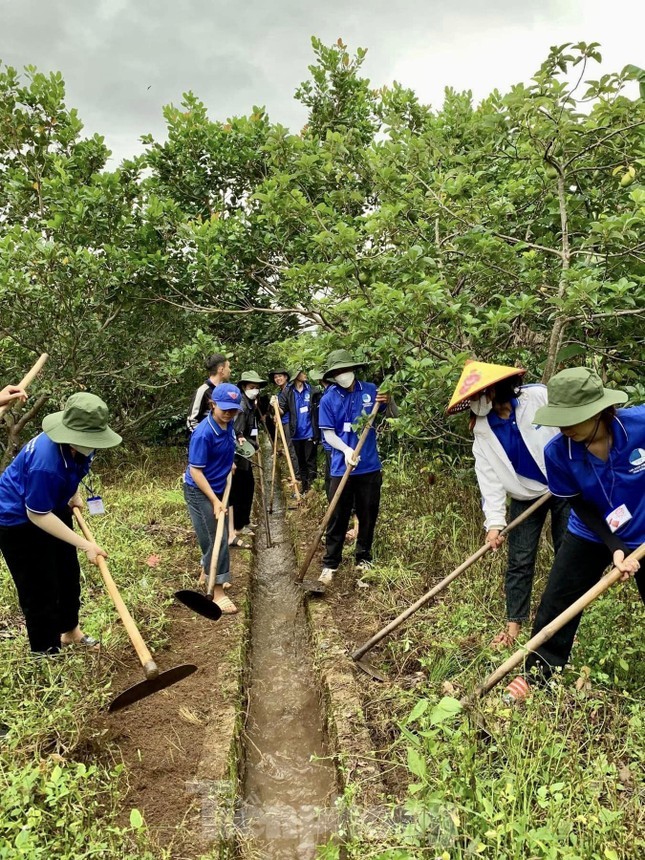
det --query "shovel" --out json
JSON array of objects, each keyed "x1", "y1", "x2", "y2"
[
  {"x1": 271, "y1": 397, "x2": 301, "y2": 501},
  {"x1": 0, "y1": 353, "x2": 49, "y2": 419},
  {"x1": 299, "y1": 400, "x2": 381, "y2": 592},
  {"x1": 72, "y1": 507, "x2": 197, "y2": 713},
  {"x1": 175, "y1": 471, "x2": 232, "y2": 621},
  {"x1": 352, "y1": 493, "x2": 553, "y2": 680},
  {"x1": 461, "y1": 541, "x2": 645, "y2": 708}
]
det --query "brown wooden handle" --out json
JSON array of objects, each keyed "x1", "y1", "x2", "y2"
[
  {"x1": 205, "y1": 471, "x2": 234, "y2": 597},
  {"x1": 0, "y1": 353, "x2": 49, "y2": 419},
  {"x1": 463, "y1": 541, "x2": 645, "y2": 706},
  {"x1": 272, "y1": 398, "x2": 300, "y2": 499},
  {"x1": 72, "y1": 506, "x2": 159, "y2": 678},
  {"x1": 351, "y1": 492, "x2": 553, "y2": 660},
  {"x1": 269, "y1": 422, "x2": 279, "y2": 514},
  {"x1": 298, "y1": 399, "x2": 381, "y2": 582}
]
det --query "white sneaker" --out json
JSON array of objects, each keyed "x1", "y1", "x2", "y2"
[{"x1": 318, "y1": 567, "x2": 336, "y2": 585}]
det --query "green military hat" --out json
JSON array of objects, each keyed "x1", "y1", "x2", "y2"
[
  {"x1": 268, "y1": 367, "x2": 291, "y2": 382},
  {"x1": 237, "y1": 371, "x2": 267, "y2": 388},
  {"x1": 323, "y1": 349, "x2": 369, "y2": 381},
  {"x1": 533, "y1": 368, "x2": 628, "y2": 428},
  {"x1": 42, "y1": 393, "x2": 122, "y2": 449}
]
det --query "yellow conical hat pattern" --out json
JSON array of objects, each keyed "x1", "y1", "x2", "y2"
[{"x1": 446, "y1": 360, "x2": 526, "y2": 414}]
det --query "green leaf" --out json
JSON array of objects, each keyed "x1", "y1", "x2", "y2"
[
  {"x1": 406, "y1": 698, "x2": 429, "y2": 724},
  {"x1": 429, "y1": 696, "x2": 463, "y2": 725},
  {"x1": 406, "y1": 747, "x2": 427, "y2": 780},
  {"x1": 130, "y1": 808, "x2": 144, "y2": 829}
]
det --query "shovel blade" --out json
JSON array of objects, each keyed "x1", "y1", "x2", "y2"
[
  {"x1": 300, "y1": 579, "x2": 326, "y2": 595},
  {"x1": 353, "y1": 659, "x2": 388, "y2": 682},
  {"x1": 175, "y1": 589, "x2": 223, "y2": 621},
  {"x1": 108, "y1": 663, "x2": 198, "y2": 713}
]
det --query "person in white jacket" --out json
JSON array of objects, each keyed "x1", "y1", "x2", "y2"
[{"x1": 447, "y1": 361, "x2": 570, "y2": 648}]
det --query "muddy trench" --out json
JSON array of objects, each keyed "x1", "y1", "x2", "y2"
[{"x1": 237, "y1": 453, "x2": 338, "y2": 858}]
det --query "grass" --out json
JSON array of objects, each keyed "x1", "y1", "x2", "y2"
[
  {"x1": 0, "y1": 449, "x2": 196, "y2": 859},
  {"x1": 313, "y1": 451, "x2": 645, "y2": 860}
]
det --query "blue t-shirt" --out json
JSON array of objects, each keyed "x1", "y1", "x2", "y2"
[
  {"x1": 545, "y1": 405, "x2": 645, "y2": 548},
  {"x1": 488, "y1": 399, "x2": 546, "y2": 484},
  {"x1": 292, "y1": 383, "x2": 313, "y2": 441},
  {"x1": 0, "y1": 433, "x2": 93, "y2": 526},
  {"x1": 319, "y1": 387, "x2": 332, "y2": 452},
  {"x1": 318, "y1": 380, "x2": 384, "y2": 477},
  {"x1": 184, "y1": 414, "x2": 236, "y2": 495}
]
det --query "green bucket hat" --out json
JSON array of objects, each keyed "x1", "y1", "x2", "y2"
[
  {"x1": 237, "y1": 371, "x2": 267, "y2": 388},
  {"x1": 42, "y1": 393, "x2": 122, "y2": 448},
  {"x1": 533, "y1": 368, "x2": 628, "y2": 427},
  {"x1": 268, "y1": 367, "x2": 291, "y2": 382},
  {"x1": 323, "y1": 349, "x2": 368, "y2": 381},
  {"x1": 235, "y1": 439, "x2": 256, "y2": 460},
  {"x1": 288, "y1": 368, "x2": 305, "y2": 382}
]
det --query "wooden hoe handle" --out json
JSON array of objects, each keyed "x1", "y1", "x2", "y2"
[
  {"x1": 72, "y1": 506, "x2": 159, "y2": 680},
  {"x1": 0, "y1": 353, "x2": 49, "y2": 419},
  {"x1": 206, "y1": 471, "x2": 234, "y2": 598},
  {"x1": 271, "y1": 397, "x2": 301, "y2": 499}
]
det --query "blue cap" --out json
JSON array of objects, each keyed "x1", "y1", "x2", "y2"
[{"x1": 211, "y1": 383, "x2": 243, "y2": 411}]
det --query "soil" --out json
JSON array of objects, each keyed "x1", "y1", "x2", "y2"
[{"x1": 102, "y1": 557, "x2": 251, "y2": 860}]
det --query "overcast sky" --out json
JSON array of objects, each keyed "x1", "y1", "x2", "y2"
[{"x1": 2, "y1": 0, "x2": 643, "y2": 165}]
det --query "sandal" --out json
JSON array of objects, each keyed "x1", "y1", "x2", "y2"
[
  {"x1": 489, "y1": 630, "x2": 517, "y2": 650},
  {"x1": 214, "y1": 595, "x2": 238, "y2": 615},
  {"x1": 62, "y1": 634, "x2": 100, "y2": 649},
  {"x1": 503, "y1": 676, "x2": 531, "y2": 703},
  {"x1": 229, "y1": 537, "x2": 252, "y2": 549}
]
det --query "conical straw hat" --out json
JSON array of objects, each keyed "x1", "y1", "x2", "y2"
[{"x1": 446, "y1": 360, "x2": 526, "y2": 415}]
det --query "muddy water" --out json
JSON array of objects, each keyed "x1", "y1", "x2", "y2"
[{"x1": 240, "y1": 457, "x2": 338, "y2": 858}]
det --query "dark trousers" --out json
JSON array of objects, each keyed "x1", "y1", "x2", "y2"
[
  {"x1": 183, "y1": 483, "x2": 231, "y2": 584},
  {"x1": 323, "y1": 449, "x2": 332, "y2": 501},
  {"x1": 525, "y1": 531, "x2": 644, "y2": 681},
  {"x1": 230, "y1": 466, "x2": 255, "y2": 530},
  {"x1": 292, "y1": 439, "x2": 318, "y2": 492},
  {"x1": 323, "y1": 470, "x2": 382, "y2": 569},
  {"x1": 0, "y1": 507, "x2": 81, "y2": 653},
  {"x1": 282, "y1": 423, "x2": 301, "y2": 482},
  {"x1": 505, "y1": 495, "x2": 570, "y2": 622}
]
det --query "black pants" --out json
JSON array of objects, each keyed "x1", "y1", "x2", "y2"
[
  {"x1": 525, "y1": 531, "x2": 645, "y2": 681},
  {"x1": 0, "y1": 507, "x2": 81, "y2": 653},
  {"x1": 323, "y1": 449, "x2": 332, "y2": 501},
  {"x1": 282, "y1": 424, "x2": 301, "y2": 482},
  {"x1": 292, "y1": 439, "x2": 318, "y2": 492},
  {"x1": 323, "y1": 470, "x2": 382, "y2": 569},
  {"x1": 231, "y1": 465, "x2": 255, "y2": 531}
]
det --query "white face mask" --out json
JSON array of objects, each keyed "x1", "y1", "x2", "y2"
[
  {"x1": 74, "y1": 445, "x2": 95, "y2": 456},
  {"x1": 470, "y1": 394, "x2": 492, "y2": 417},
  {"x1": 245, "y1": 388, "x2": 260, "y2": 400},
  {"x1": 334, "y1": 371, "x2": 355, "y2": 389}
]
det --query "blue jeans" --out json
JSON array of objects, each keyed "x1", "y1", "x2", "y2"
[
  {"x1": 505, "y1": 496, "x2": 570, "y2": 623},
  {"x1": 183, "y1": 483, "x2": 231, "y2": 585}
]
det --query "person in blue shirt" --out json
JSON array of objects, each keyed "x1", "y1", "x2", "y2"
[
  {"x1": 0, "y1": 393, "x2": 122, "y2": 653},
  {"x1": 317, "y1": 349, "x2": 396, "y2": 586},
  {"x1": 229, "y1": 371, "x2": 266, "y2": 545},
  {"x1": 278, "y1": 369, "x2": 318, "y2": 493},
  {"x1": 184, "y1": 383, "x2": 242, "y2": 614},
  {"x1": 447, "y1": 361, "x2": 569, "y2": 650},
  {"x1": 310, "y1": 370, "x2": 332, "y2": 499},
  {"x1": 504, "y1": 368, "x2": 644, "y2": 702}
]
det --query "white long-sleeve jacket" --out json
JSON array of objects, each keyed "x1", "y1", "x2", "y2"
[{"x1": 472, "y1": 384, "x2": 559, "y2": 531}]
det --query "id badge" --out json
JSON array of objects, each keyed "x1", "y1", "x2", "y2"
[
  {"x1": 251, "y1": 428, "x2": 259, "y2": 437},
  {"x1": 605, "y1": 503, "x2": 632, "y2": 533},
  {"x1": 299, "y1": 405, "x2": 309, "y2": 413},
  {"x1": 87, "y1": 496, "x2": 106, "y2": 515}
]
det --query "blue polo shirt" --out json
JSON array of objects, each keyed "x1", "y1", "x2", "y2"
[
  {"x1": 0, "y1": 433, "x2": 93, "y2": 526},
  {"x1": 545, "y1": 405, "x2": 645, "y2": 548},
  {"x1": 319, "y1": 388, "x2": 332, "y2": 452},
  {"x1": 185, "y1": 414, "x2": 236, "y2": 495},
  {"x1": 318, "y1": 380, "x2": 384, "y2": 477},
  {"x1": 488, "y1": 398, "x2": 546, "y2": 484},
  {"x1": 292, "y1": 383, "x2": 313, "y2": 441}
]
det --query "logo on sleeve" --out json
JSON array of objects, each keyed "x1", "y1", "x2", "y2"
[
  {"x1": 362, "y1": 393, "x2": 372, "y2": 404},
  {"x1": 628, "y1": 448, "x2": 645, "y2": 473}
]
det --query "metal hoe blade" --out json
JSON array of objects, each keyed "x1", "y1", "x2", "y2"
[
  {"x1": 108, "y1": 663, "x2": 198, "y2": 713},
  {"x1": 300, "y1": 579, "x2": 327, "y2": 595},
  {"x1": 353, "y1": 659, "x2": 388, "y2": 682},
  {"x1": 175, "y1": 589, "x2": 224, "y2": 621}
]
